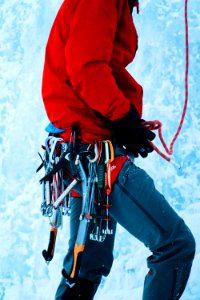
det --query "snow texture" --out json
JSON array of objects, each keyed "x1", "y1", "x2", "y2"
[{"x1": 0, "y1": 0, "x2": 200, "y2": 299}]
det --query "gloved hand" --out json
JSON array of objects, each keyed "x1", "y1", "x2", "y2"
[{"x1": 111, "y1": 105, "x2": 156, "y2": 158}]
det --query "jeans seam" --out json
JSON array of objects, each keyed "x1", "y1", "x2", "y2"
[{"x1": 116, "y1": 179, "x2": 167, "y2": 235}]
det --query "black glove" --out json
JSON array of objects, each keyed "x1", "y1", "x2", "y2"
[{"x1": 111, "y1": 105, "x2": 156, "y2": 158}]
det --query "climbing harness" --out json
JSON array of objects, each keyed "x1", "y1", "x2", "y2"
[
  {"x1": 37, "y1": 127, "x2": 124, "y2": 281},
  {"x1": 143, "y1": 0, "x2": 189, "y2": 167}
]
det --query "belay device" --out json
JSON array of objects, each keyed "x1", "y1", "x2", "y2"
[{"x1": 37, "y1": 126, "x2": 116, "y2": 281}]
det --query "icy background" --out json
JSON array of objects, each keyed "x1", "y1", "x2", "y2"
[{"x1": 0, "y1": 0, "x2": 200, "y2": 299}]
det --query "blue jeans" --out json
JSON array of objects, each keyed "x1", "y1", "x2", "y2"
[{"x1": 55, "y1": 158, "x2": 195, "y2": 300}]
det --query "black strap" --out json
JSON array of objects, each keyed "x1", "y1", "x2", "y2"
[{"x1": 39, "y1": 153, "x2": 69, "y2": 183}]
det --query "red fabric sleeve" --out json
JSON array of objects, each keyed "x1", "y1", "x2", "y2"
[{"x1": 65, "y1": 0, "x2": 131, "y2": 121}]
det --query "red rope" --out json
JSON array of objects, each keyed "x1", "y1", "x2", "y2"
[{"x1": 144, "y1": 0, "x2": 189, "y2": 166}]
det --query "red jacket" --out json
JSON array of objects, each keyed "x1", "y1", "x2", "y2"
[{"x1": 42, "y1": 0, "x2": 143, "y2": 143}]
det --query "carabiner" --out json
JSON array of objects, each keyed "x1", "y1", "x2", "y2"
[{"x1": 88, "y1": 143, "x2": 99, "y2": 163}]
